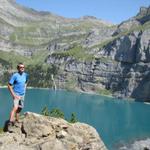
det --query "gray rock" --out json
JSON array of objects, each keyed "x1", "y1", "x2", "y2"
[
  {"x1": 0, "y1": 112, "x2": 107, "y2": 150},
  {"x1": 136, "y1": 6, "x2": 150, "y2": 24},
  {"x1": 113, "y1": 19, "x2": 141, "y2": 36},
  {"x1": 118, "y1": 138, "x2": 150, "y2": 150},
  {"x1": 136, "y1": 29, "x2": 150, "y2": 63}
]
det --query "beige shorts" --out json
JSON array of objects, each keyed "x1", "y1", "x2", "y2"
[{"x1": 13, "y1": 96, "x2": 25, "y2": 108}]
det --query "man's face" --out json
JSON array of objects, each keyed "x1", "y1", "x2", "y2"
[{"x1": 18, "y1": 65, "x2": 25, "y2": 73}]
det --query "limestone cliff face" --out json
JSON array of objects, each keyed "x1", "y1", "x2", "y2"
[
  {"x1": 96, "y1": 29, "x2": 150, "y2": 100},
  {"x1": 0, "y1": 112, "x2": 107, "y2": 150},
  {"x1": 46, "y1": 7, "x2": 150, "y2": 101},
  {"x1": 47, "y1": 29, "x2": 150, "y2": 101}
]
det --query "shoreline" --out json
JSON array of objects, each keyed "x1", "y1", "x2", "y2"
[
  {"x1": 0, "y1": 85, "x2": 116, "y2": 99},
  {"x1": 0, "y1": 86, "x2": 48, "y2": 90},
  {"x1": 1, "y1": 86, "x2": 149, "y2": 104}
]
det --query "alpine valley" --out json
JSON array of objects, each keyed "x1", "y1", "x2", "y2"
[{"x1": 0, "y1": 0, "x2": 150, "y2": 102}]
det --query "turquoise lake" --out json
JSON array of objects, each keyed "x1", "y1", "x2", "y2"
[{"x1": 0, "y1": 88, "x2": 150, "y2": 149}]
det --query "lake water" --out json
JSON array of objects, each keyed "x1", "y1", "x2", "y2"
[{"x1": 0, "y1": 88, "x2": 150, "y2": 149}]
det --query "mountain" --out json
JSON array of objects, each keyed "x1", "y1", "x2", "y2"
[
  {"x1": 0, "y1": 0, "x2": 150, "y2": 102},
  {"x1": 0, "y1": 0, "x2": 114, "y2": 55}
]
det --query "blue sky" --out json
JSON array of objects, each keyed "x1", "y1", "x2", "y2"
[{"x1": 16, "y1": 0, "x2": 149, "y2": 24}]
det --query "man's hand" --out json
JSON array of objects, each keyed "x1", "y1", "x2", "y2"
[{"x1": 13, "y1": 95, "x2": 21, "y2": 100}]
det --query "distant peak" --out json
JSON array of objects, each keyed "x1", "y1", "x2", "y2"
[
  {"x1": 135, "y1": 6, "x2": 150, "y2": 24},
  {"x1": 80, "y1": 15, "x2": 113, "y2": 26},
  {"x1": 136, "y1": 6, "x2": 150, "y2": 17},
  {"x1": 82, "y1": 15, "x2": 97, "y2": 20}
]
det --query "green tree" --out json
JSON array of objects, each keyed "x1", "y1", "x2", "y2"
[
  {"x1": 41, "y1": 107, "x2": 78, "y2": 123},
  {"x1": 69, "y1": 113, "x2": 78, "y2": 123},
  {"x1": 49, "y1": 108, "x2": 64, "y2": 119},
  {"x1": 26, "y1": 64, "x2": 58, "y2": 88},
  {"x1": 41, "y1": 106, "x2": 49, "y2": 116}
]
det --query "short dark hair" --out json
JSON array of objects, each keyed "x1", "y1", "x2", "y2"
[{"x1": 17, "y1": 62, "x2": 24, "y2": 69}]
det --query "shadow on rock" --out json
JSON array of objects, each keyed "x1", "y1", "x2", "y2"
[{"x1": 3, "y1": 120, "x2": 10, "y2": 132}]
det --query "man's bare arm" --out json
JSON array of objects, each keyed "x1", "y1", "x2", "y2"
[{"x1": 8, "y1": 84, "x2": 20, "y2": 100}]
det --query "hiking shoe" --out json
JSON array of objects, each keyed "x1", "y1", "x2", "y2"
[{"x1": 8, "y1": 121, "x2": 15, "y2": 126}]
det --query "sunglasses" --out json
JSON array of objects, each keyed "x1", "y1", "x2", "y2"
[{"x1": 19, "y1": 66, "x2": 25, "y2": 69}]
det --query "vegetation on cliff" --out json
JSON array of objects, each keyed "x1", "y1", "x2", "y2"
[{"x1": 41, "y1": 107, "x2": 78, "y2": 123}]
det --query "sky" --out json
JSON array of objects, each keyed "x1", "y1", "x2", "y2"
[{"x1": 16, "y1": 0, "x2": 150, "y2": 24}]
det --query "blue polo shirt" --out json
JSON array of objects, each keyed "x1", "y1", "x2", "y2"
[{"x1": 9, "y1": 72, "x2": 29, "y2": 96}]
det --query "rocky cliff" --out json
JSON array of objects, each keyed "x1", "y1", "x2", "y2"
[
  {"x1": 0, "y1": 112, "x2": 107, "y2": 150},
  {"x1": 0, "y1": 0, "x2": 150, "y2": 102},
  {"x1": 46, "y1": 7, "x2": 150, "y2": 102}
]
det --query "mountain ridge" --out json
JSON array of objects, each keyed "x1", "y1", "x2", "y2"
[{"x1": 0, "y1": 0, "x2": 113, "y2": 27}]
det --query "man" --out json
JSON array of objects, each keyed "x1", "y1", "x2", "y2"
[{"x1": 8, "y1": 63, "x2": 29, "y2": 125}]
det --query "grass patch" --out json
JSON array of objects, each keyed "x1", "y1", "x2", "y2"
[
  {"x1": 0, "y1": 49, "x2": 50, "y2": 69},
  {"x1": 97, "y1": 88, "x2": 112, "y2": 96},
  {"x1": 0, "y1": 51, "x2": 30, "y2": 69},
  {"x1": 0, "y1": 128, "x2": 4, "y2": 134},
  {"x1": 52, "y1": 46, "x2": 94, "y2": 61},
  {"x1": 91, "y1": 38, "x2": 115, "y2": 49},
  {"x1": 9, "y1": 25, "x2": 54, "y2": 46},
  {"x1": 27, "y1": 50, "x2": 49, "y2": 65},
  {"x1": 95, "y1": 56, "x2": 118, "y2": 64}
]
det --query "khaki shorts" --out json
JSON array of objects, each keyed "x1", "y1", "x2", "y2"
[{"x1": 13, "y1": 95, "x2": 25, "y2": 108}]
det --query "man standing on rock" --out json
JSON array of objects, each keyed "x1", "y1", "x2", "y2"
[{"x1": 8, "y1": 63, "x2": 29, "y2": 125}]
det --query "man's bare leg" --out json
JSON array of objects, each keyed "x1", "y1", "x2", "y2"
[
  {"x1": 15, "y1": 107, "x2": 22, "y2": 122},
  {"x1": 9, "y1": 106, "x2": 18, "y2": 124}
]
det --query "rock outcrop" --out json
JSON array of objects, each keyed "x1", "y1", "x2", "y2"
[
  {"x1": 118, "y1": 138, "x2": 150, "y2": 150},
  {"x1": 0, "y1": 112, "x2": 107, "y2": 150}
]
